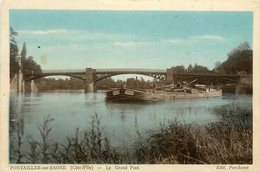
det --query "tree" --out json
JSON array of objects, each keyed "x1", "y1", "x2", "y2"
[
  {"x1": 21, "y1": 42, "x2": 27, "y2": 73},
  {"x1": 126, "y1": 78, "x2": 136, "y2": 87},
  {"x1": 10, "y1": 27, "x2": 20, "y2": 78},
  {"x1": 171, "y1": 65, "x2": 186, "y2": 73},
  {"x1": 219, "y1": 41, "x2": 253, "y2": 74},
  {"x1": 238, "y1": 41, "x2": 250, "y2": 51},
  {"x1": 187, "y1": 64, "x2": 193, "y2": 73},
  {"x1": 213, "y1": 62, "x2": 222, "y2": 73},
  {"x1": 193, "y1": 63, "x2": 209, "y2": 74},
  {"x1": 24, "y1": 56, "x2": 42, "y2": 74}
]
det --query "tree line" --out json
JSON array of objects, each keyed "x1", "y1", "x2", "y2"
[
  {"x1": 10, "y1": 27, "x2": 42, "y2": 80},
  {"x1": 37, "y1": 77, "x2": 156, "y2": 90},
  {"x1": 170, "y1": 41, "x2": 252, "y2": 75}
]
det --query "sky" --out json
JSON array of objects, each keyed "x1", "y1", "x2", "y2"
[{"x1": 10, "y1": 10, "x2": 253, "y2": 73}]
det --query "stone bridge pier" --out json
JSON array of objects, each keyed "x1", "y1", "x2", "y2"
[
  {"x1": 85, "y1": 68, "x2": 97, "y2": 92},
  {"x1": 166, "y1": 68, "x2": 174, "y2": 84},
  {"x1": 10, "y1": 73, "x2": 38, "y2": 92}
]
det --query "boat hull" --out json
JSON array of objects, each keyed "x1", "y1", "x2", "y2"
[{"x1": 106, "y1": 88, "x2": 222, "y2": 102}]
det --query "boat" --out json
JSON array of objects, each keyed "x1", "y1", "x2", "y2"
[{"x1": 105, "y1": 85, "x2": 222, "y2": 102}]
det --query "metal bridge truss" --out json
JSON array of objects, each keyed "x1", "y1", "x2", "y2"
[
  {"x1": 24, "y1": 71, "x2": 166, "y2": 82},
  {"x1": 172, "y1": 73, "x2": 240, "y2": 84},
  {"x1": 24, "y1": 72, "x2": 86, "y2": 81},
  {"x1": 95, "y1": 73, "x2": 166, "y2": 82},
  {"x1": 23, "y1": 69, "x2": 243, "y2": 85}
]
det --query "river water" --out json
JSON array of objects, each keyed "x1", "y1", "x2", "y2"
[{"x1": 9, "y1": 90, "x2": 252, "y2": 153}]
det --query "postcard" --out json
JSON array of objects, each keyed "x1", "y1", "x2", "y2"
[{"x1": 1, "y1": 0, "x2": 260, "y2": 172}]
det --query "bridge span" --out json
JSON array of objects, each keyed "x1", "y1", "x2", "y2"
[{"x1": 11, "y1": 68, "x2": 251, "y2": 92}]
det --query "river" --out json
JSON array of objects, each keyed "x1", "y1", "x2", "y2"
[{"x1": 9, "y1": 90, "x2": 252, "y2": 160}]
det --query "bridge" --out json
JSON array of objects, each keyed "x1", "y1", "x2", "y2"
[
  {"x1": 10, "y1": 68, "x2": 252, "y2": 92},
  {"x1": 24, "y1": 68, "x2": 167, "y2": 81}
]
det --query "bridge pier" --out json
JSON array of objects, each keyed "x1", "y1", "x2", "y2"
[
  {"x1": 24, "y1": 80, "x2": 38, "y2": 92},
  {"x1": 10, "y1": 73, "x2": 38, "y2": 92},
  {"x1": 85, "y1": 82, "x2": 97, "y2": 92},
  {"x1": 166, "y1": 68, "x2": 174, "y2": 84},
  {"x1": 85, "y1": 68, "x2": 97, "y2": 92}
]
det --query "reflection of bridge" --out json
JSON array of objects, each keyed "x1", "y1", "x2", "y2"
[{"x1": 10, "y1": 68, "x2": 252, "y2": 92}]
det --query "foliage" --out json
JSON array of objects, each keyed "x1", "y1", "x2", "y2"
[
  {"x1": 187, "y1": 64, "x2": 193, "y2": 73},
  {"x1": 10, "y1": 27, "x2": 20, "y2": 78},
  {"x1": 23, "y1": 56, "x2": 42, "y2": 74},
  {"x1": 133, "y1": 105, "x2": 252, "y2": 164},
  {"x1": 193, "y1": 63, "x2": 210, "y2": 74},
  {"x1": 9, "y1": 27, "x2": 42, "y2": 81},
  {"x1": 37, "y1": 115, "x2": 55, "y2": 163},
  {"x1": 171, "y1": 64, "x2": 211, "y2": 74},
  {"x1": 217, "y1": 42, "x2": 252, "y2": 74},
  {"x1": 19, "y1": 41, "x2": 42, "y2": 74},
  {"x1": 171, "y1": 65, "x2": 186, "y2": 73}
]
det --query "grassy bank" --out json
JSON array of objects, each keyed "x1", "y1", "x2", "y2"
[
  {"x1": 134, "y1": 105, "x2": 252, "y2": 164},
  {"x1": 9, "y1": 105, "x2": 252, "y2": 164}
]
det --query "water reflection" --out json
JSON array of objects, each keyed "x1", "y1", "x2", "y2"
[{"x1": 9, "y1": 90, "x2": 252, "y2": 161}]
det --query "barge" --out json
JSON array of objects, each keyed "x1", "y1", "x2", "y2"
[{"x1": 105, "y1": 85, "x2": 222, "y2": 102}]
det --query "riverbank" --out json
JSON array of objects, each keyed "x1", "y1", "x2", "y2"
[
  {"x1": 222, "y1": 84, "x2": 252, "y2": 94},
  {"x1": 9, "y1": 105, "x2": 252, "y2": 164}
]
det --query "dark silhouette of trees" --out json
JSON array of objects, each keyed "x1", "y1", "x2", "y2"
[
  {"x1": 9, "y1": 27, "x2": 42, "y2": 80},
  {"x1": 187, "y1": 64, "x2": 193, "y2": 73},
  {"x1": 10, "y1": 27, "x2": 20, "y2": 79},
  {"x1": 20, "y1": 41, "x2": 42, "y2": 74},
  {"x1": 24, "y1": 56, "x2": 42, "y2": 74},
  {"x1": 171, "y1": 65, "x2": 186, "y2": 73},
  {"x1": 193, "y1": 63, "x2": 210, "y2": 74},
  {"x1": 171, "y1": 64, "x2": 210, "y2": 74},
  {"x1": 217, "y1": 42, "x2": 252, "y2": 74}
]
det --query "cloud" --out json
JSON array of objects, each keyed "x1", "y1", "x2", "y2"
[
  {"x1": 17, "y1": 29, "x2": 126, "y2": 42},
  {"x1": 18, "y1": 30, "x2": 48, "y2": 35},
  {"x1": 165, "y1": 39, "x2": 189, "y2": 44},
  {"x1": 18, "y1": 29, "x2": 76, "y2": 35},
  {"x1": 83, "y1": 32, "x2": 122, "y2": 40},
  {"x1": 113, "y1": 42, "x2": 134, "y2": 46},
  {"x1": 190, "y1": 35, "x2": 226, "y2": 41},
  {"x1": 166, "y1": 35, "x2": 226, "y2": 45},
  {"x1": 112, "y1": 41, "x2": 156, "y2": 47}
]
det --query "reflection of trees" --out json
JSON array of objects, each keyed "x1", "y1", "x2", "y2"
[
  {"x1": 9, "y1": 114, "x2": 25, "y2": 163},
  {"x1": 37, "y1": 77, "x2": 155, "y2": 90},
  {"x1": 9, "y1": 94, "x2": 27, "y2": 163},
  {"x1": 37, "y1": 78, "x2": 85, "y2": 90}
]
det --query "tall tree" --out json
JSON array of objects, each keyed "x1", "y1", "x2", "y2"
[
  {"x1": 10, "y1": 27, "x2": 20, "y2": 79},
  {"x1": 219, "y1": 41, "x2": 252, "y2": 74},
  {"x1": 24, "y1": 56, "x2": 42, "y2": 74},
  {"x1": 21, "y1": 42, "x2": 27, "y2": 73}
]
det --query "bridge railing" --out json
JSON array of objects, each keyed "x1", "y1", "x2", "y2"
[
  {"x1": 96, "y1": 68, "x2": 166, "y2": 73},
  {"x1": 40, "y1": 68, "x2": 167, "y2": 74},
  {"x1": 42, "y1": 69, "x2": 85, "y2": 74}
]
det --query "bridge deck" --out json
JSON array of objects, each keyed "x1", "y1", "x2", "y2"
[
  {"x1": 37, "y1": 69, "x2": 167, "y2": 75},
  {"x1": 35, "y1": 69, "x2": 243, "y2": 77},
  {"x1": 23, "y1": 69, "x2": 249, "y2": 79}
]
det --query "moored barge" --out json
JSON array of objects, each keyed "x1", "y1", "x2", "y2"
[{"x1": 106, "y1": 86, "x2": 222, "y2": 102}]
